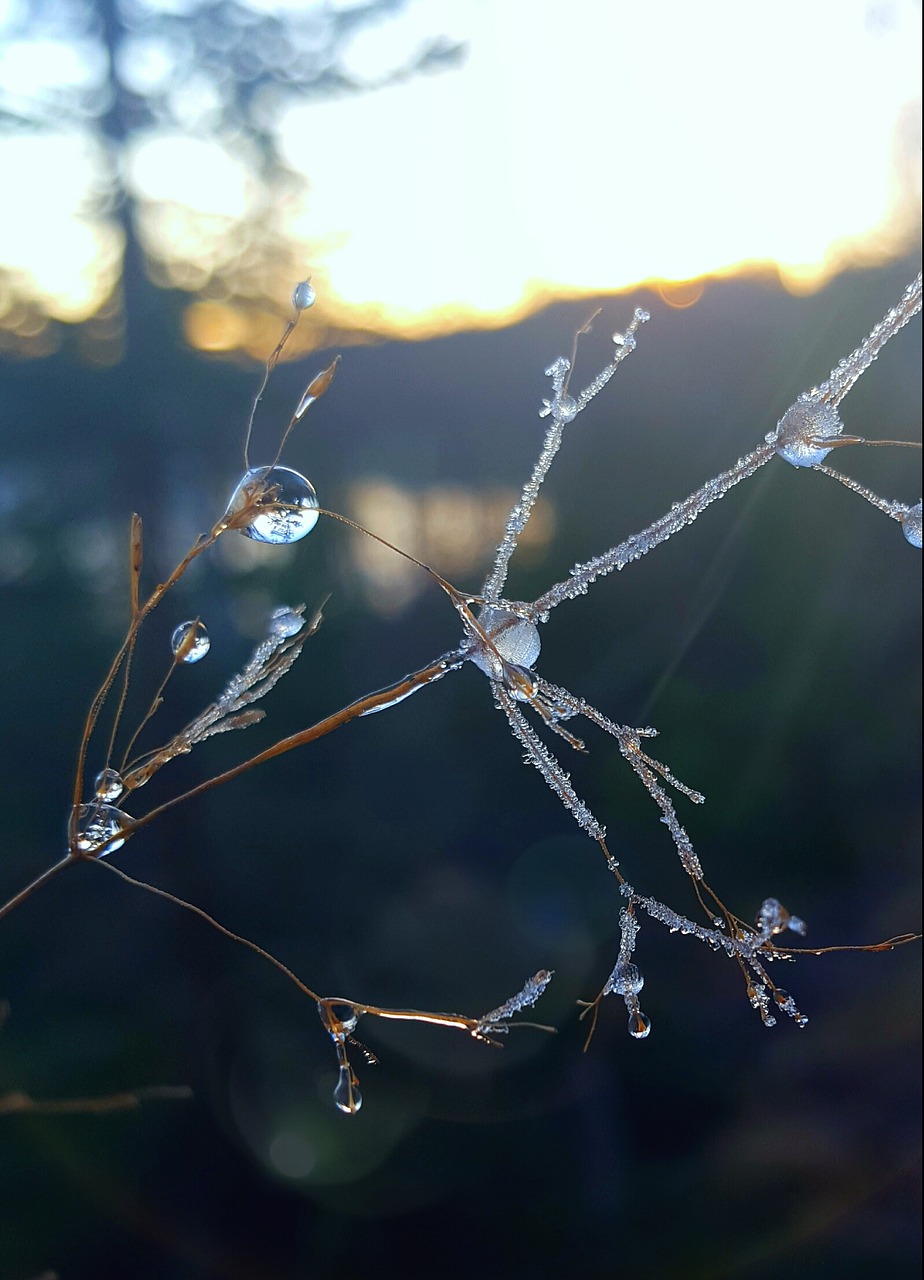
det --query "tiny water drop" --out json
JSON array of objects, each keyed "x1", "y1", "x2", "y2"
[
  {"x1": 171, "y1": 620, "x2": 210, "y2": 663},
  {"x1": 94, "y1": 768, "x2": 124, "y2": 802},
  {"x1": 75, "y1": 802, "x2": 131, "y2": 855},
  {"x1": 333, "y1": 1065, "x2": 362, "y2": 1115},
  {"x1": 269, "y1": 606, "x2": 305, "y2": 638},
  {"x1": 292, "y1": 280, "x2": 316, "y2": 310},
  {"x1": 628, "y1": 1008, "x2": 651, "y2": 1039},
  {"x1": 226, "y1": 466, "x2": 320, "y2": 545}
]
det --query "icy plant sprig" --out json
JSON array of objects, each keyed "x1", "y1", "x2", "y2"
[{"x1": 0, "y1": 274, "x2": 919, "y2": 1114}]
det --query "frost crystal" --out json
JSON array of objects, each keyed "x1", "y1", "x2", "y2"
[{"x1": 475, "y1": 970, "x2": 553, "y2": 1037}]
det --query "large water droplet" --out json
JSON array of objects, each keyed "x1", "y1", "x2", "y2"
[
  {"x1": 171, "y1": 620, "x2": 210, "y2": 663},
  {"x1": 75, "y1": 802, "x2": 131, "y2": 855},
  {"x1": 607, "y1": 962, "x2": 644, "y2": 997},
  {"x1": 269, "y1": 606, "x2": 305, "y2": 638},
  {"x1": 775, "y1": 396, "x2": 844, "y2": 467},
  {"x1": 94, "y1": 768, "x2": 124, "y2": 802},
  {"x1": 901, "y1": 500, "x2": 922, "y2": 548},
  {"x1": 333, "y1": 1065, "x2": 362, "y2": 1114},
  {"x1": 469, "y1": 607, "x2": 541, "y2": 679},
  {"x1": 226, "y1": 466, "x2": 320, "y2": 544},
  {"x1": 292, "y1": 280, "x2": 316, "y2": 310}
]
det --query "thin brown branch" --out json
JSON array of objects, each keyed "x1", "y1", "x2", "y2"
[{"x1": 0, "y1": 1085, "x2": 193, "y2": 1116}]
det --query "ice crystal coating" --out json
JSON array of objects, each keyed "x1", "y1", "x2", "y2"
[
  {"x1": 475, "y1": 970, "x2": 553, "y2": 1037},
  {"x1": 756, "y1": 897, "x2": 807, "y2": 939},
  {"x1": 171, "y1": 620, "x2": 210, "y2": 663},
  {"x1": 93, "y1": 767, "x2": 124, "y2": 802},
  {"x1": 226, "y1": 466, "x2": 320, "y2": 544},
  {"x1": 292, "y1": 279, "x2": 316, "y2": 310},
  {"x1": 901, "y1": 500, "x2": 922, "y2": 548},
  {"x1": 75, "y1": 802, "x2": 131, "y2": 855},
  {"x1": 468, "y1": 607, "x2": 541, "y2": 679}
]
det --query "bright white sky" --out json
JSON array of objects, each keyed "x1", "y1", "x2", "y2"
[{"x1": 0, "y1": 0, "x2": 920, "y2": 338}]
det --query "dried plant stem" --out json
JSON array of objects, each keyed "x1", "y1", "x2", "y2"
[
  {"x1": 71, "y1": 531, "x2": 222, "y2": 825},
  {"x1": 126, "y1": 651, "x2": 463, "y2": 839},
  {"x1": 0, "y1": 1085, "x2": 193, "y2": 1116},
  {"x1": 88, "y1": 857, "x2": 323, "y2": 1002},
  {"x1": 0, "y1": 856, "x2": 73, "y2": 925}
]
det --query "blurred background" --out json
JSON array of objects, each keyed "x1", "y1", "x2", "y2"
[{"x1": 0, "y1": 2, "x2": 920, "y2": 1277}]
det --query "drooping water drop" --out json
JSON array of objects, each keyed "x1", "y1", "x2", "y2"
[
  {"x1": 269, "y1": 606, "x2": 305, "y2": 638},
  {"x1": 171, "y1": 620, "x2": 210, "y2": 663},
  {"x1": 468, "y1": 607, "x2": 541, "y2": 679},
  {"x1": 505, "y1": 663, "x2": 539, "y2": 702},
  {"x1": 225, "y1": 466, "x2": 320, "y2": 544},
  {"x1": 628, "y1": 1008, "x2": 651, "y2": 1039},
  {"x1": 292, "y1": 280, "x2": 316, "y2": 311},
  {"x1": 333, "y1": 1065, "x2": 362, "y2": 1114},
  {"x1": 901, "y1": 500, "x2": 922, "y2": 548},
  {"x1": 75, "y1": 802, "x2": 131, "y2": 855},
  {"x1": 94, "y1": 767, "x2": 124, "y2": 802}
]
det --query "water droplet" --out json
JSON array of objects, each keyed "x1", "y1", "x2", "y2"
[
  {"x1": 269, "y1": 606, "x2": 304, "y2": 638},
  {"x1": 628, "y1": 1009, "x2": 651, "y2": 1039},
  {"x1": 75, "y1": 802, "x2": 131, "y2": 855},
  {"x1": 94, "y1": 768, "x2": 124, "y2": 802},
  {"x1": 226, "y1": 466, "x2": 320, "y2": 545},
  {"x1": 633, "y1": 308, "x2": 650, "y2": 324},
  {"x1": 468, "y1": 607, "x2": 541, "y2": 679},
  {"x1": 612, "y1": 331, "x2": 625, "y2": 346},
  {"x1": 171, "y1": 620, "x2": 210, "y2": 663},
  {"x1": 292, "y1": 280, "x2": 316, "y2": 310},
  {"x1": 333, "y1": 1065, "x2": 362, "y2": 1114}
]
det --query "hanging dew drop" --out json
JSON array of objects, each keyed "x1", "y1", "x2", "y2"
[
  {"x1": 225, "y1": 466, "x2": 320, "y2": 545},
  {"x1": 75, "y1": 802, "x2": 131, "y2": 856},
  {"x1": 292, "y1": 280, "x2": 316, "y2": 310},
  {"x1": 628, "y1": 1009, "x2": 651, "y2": 1039},
  {"x1": 171, "y1": 620, "x2": 210, "y2": 663},
  {"x1": 333, "y1": 1066, "x2": 362, "y2": 1114},
  {"x1": 94, "y1": 768, "x2": 124, "y2": 802}
]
